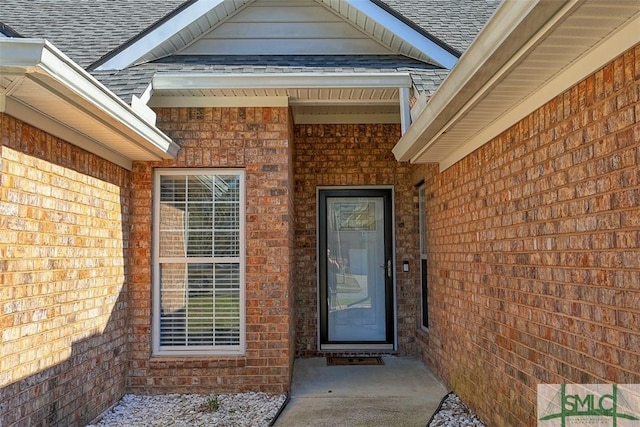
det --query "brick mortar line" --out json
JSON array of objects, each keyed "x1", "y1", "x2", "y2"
[
  {"x1": 482, "y1": 337, "x2": 638, "y2": 385},
  {"x1": 473, "y1": 307, "x2": 639, "y2": 347}
]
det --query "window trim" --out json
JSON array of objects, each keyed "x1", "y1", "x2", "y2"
[{"x1": 152, "y1": 168, "x2": 246, "y2": 357}]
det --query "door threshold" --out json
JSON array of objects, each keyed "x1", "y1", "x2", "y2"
[{"x1": 320, "y1": 343, "x2": 394, "y2": 351}]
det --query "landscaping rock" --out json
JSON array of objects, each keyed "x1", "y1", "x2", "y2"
[
  {"x1": 86, "y1": 392, "x2": 287, "y2": 427},
  {"x1": 428, "y1": 393, "x2": 486, "y2": 427}
]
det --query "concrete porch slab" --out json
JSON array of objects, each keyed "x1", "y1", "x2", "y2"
[{"x1": 273, "y1": 356, "x2": 447, "y2": 427}]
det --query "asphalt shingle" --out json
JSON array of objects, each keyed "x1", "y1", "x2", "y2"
[
  {"x1": 378, "y1": 0, "x2": 501, "y2": 52},
  {"x1": 93, "y1": 55, "x2": 449, "y2": 102},
  {"x1": 1, "y1": 0, "x2": 187, "y2": 68}
]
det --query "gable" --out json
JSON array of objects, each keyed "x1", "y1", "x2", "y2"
[
  {"x1": 179, "y1": 0, "x2": 393, "y2": 55},
  {"x1": 93, "y1": 0, "x2": 459, "y2": 71}
]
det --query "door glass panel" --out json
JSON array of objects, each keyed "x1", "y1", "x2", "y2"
[{"x1": 326, "y1": 197, "x2": 386, "y2": 342}]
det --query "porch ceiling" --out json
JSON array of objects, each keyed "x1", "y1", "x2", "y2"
[
  {"x1": 148, "y1": 72, "x2": 412, "y2": 125},
  {"x1": 393, "y1": 0, "x2": 640, "y2": 170}
]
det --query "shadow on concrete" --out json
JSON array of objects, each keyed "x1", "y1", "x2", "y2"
[{"x1": 274, "y1": 357, "x2": 447, "y2": 427}]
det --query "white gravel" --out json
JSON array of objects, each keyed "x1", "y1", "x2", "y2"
[
  {"x1": 428, "y1": 393, "x2": 486, "y2": 427},
  {"x1": 88, "y1": 390, "x2": 481, "y2": 426},
  {"x1": 87, "y1": 392, "x2": 287, "y2": 427}
]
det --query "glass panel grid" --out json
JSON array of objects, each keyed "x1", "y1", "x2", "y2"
[{"x1": 156, "y1": 172, "x2": 243, "y2": 353}]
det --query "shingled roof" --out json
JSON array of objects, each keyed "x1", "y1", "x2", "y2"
[
  {"x1": 1, "y1": 0, "x2": 187, "y2": 68},
  {"x1": 92, "y1": 55, "x2": 450, "y2": 104},
  {"x1": 378, "y1": 0, "x2": 500, "y2": 52},
  {"x1": 1, "y1": 0, "x2": 499, "y2": 103}
]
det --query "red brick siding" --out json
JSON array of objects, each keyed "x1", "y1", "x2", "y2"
[
  {"x1": 415, "y1": 45, "x2": 640, "y2": 426},
  {"x1": 293, "y1": 124, "x2": 420, "y2": 357},
  {"x1": 128, "y1": 107, "x2": 294, "y2": 393},
  {"x1": 0, "y1": 114, "x2": 130, "y2": 426}
]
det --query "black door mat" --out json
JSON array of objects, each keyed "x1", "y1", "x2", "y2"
[{"x1": 326, "y1": 356, "x2": 384, "y2": 366}]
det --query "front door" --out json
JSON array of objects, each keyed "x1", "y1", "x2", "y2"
[{"x1": 318, "y1": 189, "x2": 394, "y2": 350}]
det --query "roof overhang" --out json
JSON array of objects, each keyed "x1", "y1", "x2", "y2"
[
  {"x1": 0, "y1": 38, "x2": 180, "y2": 170},
  {"x1": 149, "y1": 72, "x2": 414, "y2": 128},
  {"x1": 393, "y1": 0, "x2": 640, "y2": 170}
]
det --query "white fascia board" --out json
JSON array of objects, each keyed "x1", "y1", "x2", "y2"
[
  {"x1": 392, "y1": 0, "x2": 559, "y2": 162},
  {"x1": 0, "y1": 38, "x2": 179, "y2": 159},
  {"x1": 0, "y1": 38, "x2": 47, "y2": 68},
  {"x1": 131, "y1": 82, "x2": 157, "y2": 124},
  {"x1": 152, "y1": 72, "x2": 413, "y2": 90},
  {"x1": 344, "y1": 0, "x2": 458, "y2": 69},
  {"x1": 96, "y1": 0, "x2": 227, "y2": 71},
  {"x1": 438, "y1": 12, "x2": 640, "y2": 171},
  {"x1": 137, "y1": 82, "x2": 155, "y2": 105},
  {"x1": 398, "y1": 87, "x2": 411, "y2": 134},
  {"x1": 131, "y1": 95, "x2": 158, "y2": 126}
]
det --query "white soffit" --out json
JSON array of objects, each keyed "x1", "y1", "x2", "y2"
[
  {"x1": 0, "y1": 39, "x2": 179, "y2": 169},
  {"x1": 393, "y1": 0, "x2": 640, "y2": 170},
  {"x1": 152, "y1": 72, "x2": 412, "y2": 90}
]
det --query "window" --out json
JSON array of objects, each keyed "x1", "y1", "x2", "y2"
[
  {"x1": 419, "y1": 184, "x2": 429, "y2": 330},
  {"x1": 153, "y1": 170, "x2": 245, "y2": 356}
]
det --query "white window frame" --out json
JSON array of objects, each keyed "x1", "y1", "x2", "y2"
[{"x1": 152, "y1": 168, "x2": 246, "y2": 356}]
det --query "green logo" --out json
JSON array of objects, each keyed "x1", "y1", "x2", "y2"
[{"x1": 538, "y1": 384, "x2": 640, "y2": 426}]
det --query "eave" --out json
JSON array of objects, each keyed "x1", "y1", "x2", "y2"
[
  {"x1": 393, "y1": 0, "x2": 640, "y2": 170},
  {"x1": 0, "y1": 38, "x2": 179, "y2": 170},
  {"x1": 149, "y1": 72, "x2": 414, "y2": 129}
]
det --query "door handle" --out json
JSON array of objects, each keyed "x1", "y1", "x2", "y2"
[{"x1": 380, "y1": 259, "x2": 392, "y2": 278}]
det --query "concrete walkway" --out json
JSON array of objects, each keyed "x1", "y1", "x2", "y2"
[{"x1": 273, "y1": 357, "x2": 447, "y2": 427}]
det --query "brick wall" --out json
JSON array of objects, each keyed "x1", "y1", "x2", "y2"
[
  {"x1": 128, "y1": 107, "x2": 294, "y2": 393},
  {"x1": 293, "y1": 124, "x2": 420, "y2": 357},
  {"x1": 0, "y1": 114, "x2": 130, "y2": 426},
  {"x1": 286, "y1": 112, "x2": 297, "y2": 377},
  {"x1": 415, "y1": 45, "x2": 640, "y2": 426}
]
